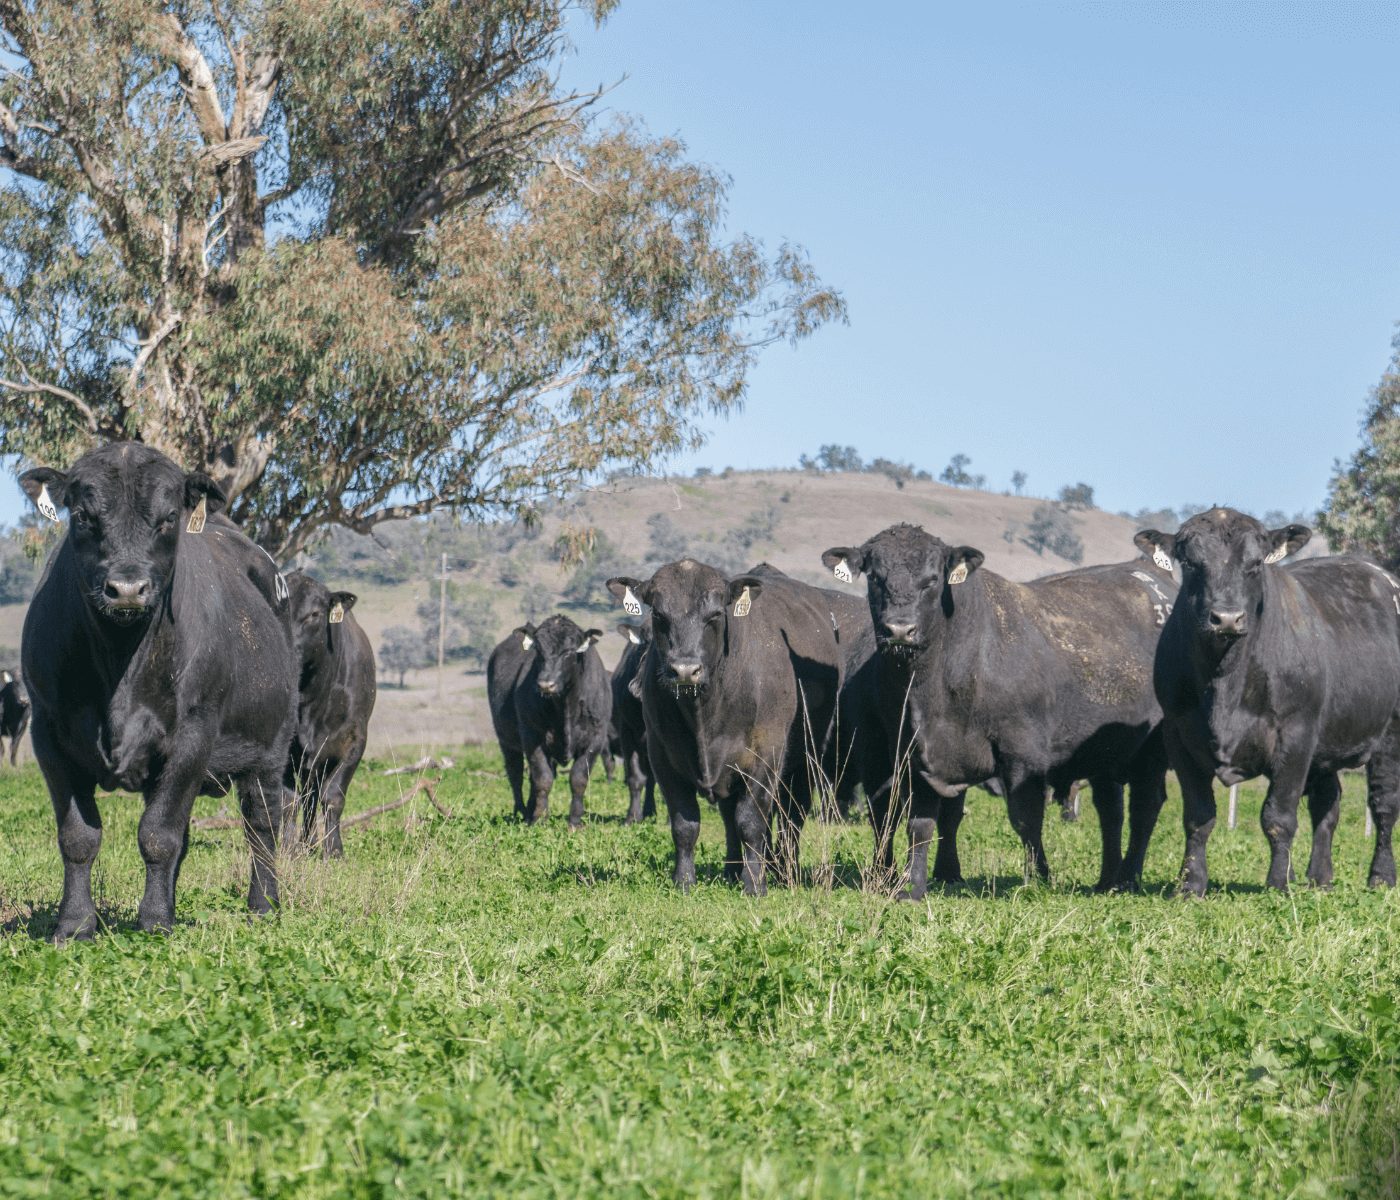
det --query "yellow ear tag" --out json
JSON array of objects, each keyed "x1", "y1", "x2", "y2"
[
  {"x1": 1152, "y1": 548, "x2": 1173, "y2": 572},
  {"x1": 1263, "y1": 546, "x2": 1287, "y2": 565},
  {"x1": 947, "y1": 562, "x2": 968, "y2": 586},
  {"x1": 186, "y1": 496, "x2": 207, "y2": 534},
  {"x1": 732, "y1": 586, "x2": 752, "y2": 617},
  {"x1": 328, "y1": 601, "x2": 345, "y2": 624}
]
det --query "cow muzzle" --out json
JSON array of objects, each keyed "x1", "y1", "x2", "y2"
[
  {"x1": 537, "y1": 679, "x2": 561, "y2": 697},
  {"x1": 1207, "y1": 609, "x2": 1247, "y2": 639},
  {"x1": 100, "y1": 576, "x2": 153, "y2": 622},
  {"x1": 665, "y1": 661, "x2": 706, "y2": 697}
]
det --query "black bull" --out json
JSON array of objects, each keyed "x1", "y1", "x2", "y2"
[
  {"x1": 19, "y1": 443, "x2": 297, "y2": 940},
  {"x1": 822, "y1": 524, "x2": 1176, "y2": 897}
]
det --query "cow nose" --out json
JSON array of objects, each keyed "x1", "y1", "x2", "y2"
[
  {"x1": 1209, "y1": 609, "x2": 1247, "y2": 637},
  {"x1": 883, "y1": 622, "x2": 917, "y2": 643},
  {"x1": 104, "y1": 578, "x2": 151, "y2": 606},
  {"x1": 671, "y1": 661, "x2": 704, "y2": 685},
  {"x1": 537, "y1": 680, "x2": 559, "y2": 696}
]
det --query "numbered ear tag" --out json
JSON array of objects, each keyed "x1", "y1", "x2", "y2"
[
  {"x1": 947, "y1": 562, "x2": 968, "y2": 586},
  {"x1": 274, "y1": 572, "x2": 289, "y2": 603},
  {"x1": 186, "y1": 496, "x2": 207, "y2": 534},
  {"x1": 328, "y1": 601, "x2": 345, "y2": 624},
  {"x1": 1263, "y1": 546, "x2": 1287, "y2": 565},
  {"x1": 2, "y1": 671, "x2": 10, "y2": 684},
  {"x1": 732, "y1": 586, "x2": 752, "y2": 617},
  {"x1": 521, "y1": 634, "x2": 534, "y2": 651},
  {"x1": 626, "y1": 628, "x2": 642, "y2": 645},
  {"x1": 623, "y1": 587, "x2": 642, "y2": 616},
  {"x1": 833, "y1": 560, "x2": 852, "y2": 583},
  {"x1": 1152, "y1": 548, "x2": 1173, "y2": 572},
  {"x1": 36, "y1": 485, "x2": 59, "y2": 523}
]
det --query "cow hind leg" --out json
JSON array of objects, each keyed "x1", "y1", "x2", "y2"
[
  {"x1": 733, "y1": 785, "x2": 770, "y2": 897},
  {"x1": 1259, "y1": 759, "x2": 1309, "y2": 891},
  {"x1": 773, "y1": 772, "x2": 811, "y2": 887},
  {"x1": 1089, "y1": 776, "x2": 1124, "y2": 893},
  {"x1": 1304, "y1": 772, "x2": 1341, "y2": 888},
  {"x1": 1118, "y1": 756, "x2": 1168, "y2": 893},
  {"x1": 932, "y1": 789, "x2": 965, "y2": 885},
  {"x1": 655, "y1": 765, "x2": 701, "y2": 892},
  {"x1": 501, "y1": 744, "x2": 527, "y2": 821},
  {"x1": 1004, "y1": 776, "x2": 1051, "y2": 882},
  {"x1": 237, "y1": 769, "x2": 284, "y2": 916},
  {"x1": 718, "y1": 794, "x2": 743, "y2": 885},
  {"x1": 321, "y1": 748, "x2": 364, "y2": 859},
  {"x1": 623, "y1": 750, "x2": 647, "y2": 824},
  {"x1": 1366, "y1": 734, "x2": 1400, "y2": 888},
  {"x1": 525, "y1": 746, "x2": 554, "y2": 824}
]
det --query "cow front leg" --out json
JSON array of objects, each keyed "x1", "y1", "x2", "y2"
[
  {"x1": 525, "y1": 745, "x2": 554, "y2": 824},
  {"x1": 566, "y1": 754, "x2": 592, "y2": 829},
  {"x1": 1304, "y1": 772, "x2": 1341, "y2": 888},
  {"x1": 1167, "y1": 724, "x2": 1216, "y2": 897},
  {"x1": 237, "y1": 769, "x2": 284, "y2": 915},
  {"x1": 733, "y1": 786, "x2": 770, "y2": 897},
  {"x1": 37, "y1": 734, "x2": 102, "y2": 942},
  {"x1": 1260, "y1": 758, "x2": 1310, "y2": 891},
  {"x1": 933, "y1": 789, "x2": 965, "y2": 884},
  {"x1": 137, "y1": 760, "x2": 207, "y2": 933},
  {"x1": 624, "y1": 750, "x2": 647, "y2": 824},
  {"x1": 904, "y1": 785, "x2": 939, "y2": 900},
  {"x1": 1004, "y1": 775, "x2": 1051, "y2": 882},
  {"x1": 865, "y1": 775, "x2": 899, "y2": 885},
  {"x1": 1089, "y1": 776, "x2": 1124, "y2": 893},
  {"x1": 321, "y1": 747, "x2": 365, "y2": 859},
  {"x1": 1366, "y1": 736, "x2": 1400, "y2": 888},
  {"x1": 653, "y1": 758, "x2": 701, "y2": 891},
  {"x1": 501, "y1": 744, "x2": 527, "y2": 821}
]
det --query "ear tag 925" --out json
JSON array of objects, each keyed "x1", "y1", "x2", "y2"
[
  {"x1": 186, "y1": 496, "x2": 207, "y2": 534},
  {"x1": 732, "y1": 586, "x2": 752, "y2": 617},
  {"x1": 328, "y1": 601, "x2": 345, "y2": 624},
  {"x1": 947, "y1": 562, "x2": 968, "y2": 586},
  {"x1": 833, "y1": 560, "x2": 852, "y2": 583},
  {"x1": 1263, "y1": 545, "x2": 1287, "y2": 565},
  {"x1": 36, "y1": 485, "x2": 59, "y2": 523},
  {"x1": 623, "y1": 587, "x2": 642, "y2": 616},
  {"x1": 1152, "y1": 548, "x2": 1173, "y2": 572}
]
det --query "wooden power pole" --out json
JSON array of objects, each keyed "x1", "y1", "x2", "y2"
[{"x1": 437, "y1": 552, "x2": 447, "y2": 699}]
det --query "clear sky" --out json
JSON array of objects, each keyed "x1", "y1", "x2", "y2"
[{"x1": 561, "y1": 0, "x2": 1400, "y2": 519}]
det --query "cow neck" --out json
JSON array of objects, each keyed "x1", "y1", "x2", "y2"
[
  {"x1": 910, "y1": 568, "x2": 993, "y2": 688},
  {"x1": 1189, "y1": 567, "x2": 1288, "y2": 738},
  {"x1": 69, "y1": 565, "x2": 166, "y2": 702}
]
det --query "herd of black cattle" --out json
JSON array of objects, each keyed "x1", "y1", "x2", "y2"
[{"x1": 8, "y1": 441, "x2": 1400, "y2": 940}]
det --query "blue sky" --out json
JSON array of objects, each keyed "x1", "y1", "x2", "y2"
[{"x1": 562, "y1": 0, "x2": 1400, "y2": 519}]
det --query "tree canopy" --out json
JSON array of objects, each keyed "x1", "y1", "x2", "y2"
[{"x1": 0, "y1": 0, "x2": 844, "y2": 558}]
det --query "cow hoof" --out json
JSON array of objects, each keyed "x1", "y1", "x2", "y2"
[
  {"x1": 1368, "y1": 872, "x2": 1397, "y2": 889},
  {"x1": 932, "y1": 873, "x2": 964, "y2": 886},
  {"x1": 1305, "y1": 875, "x2": 1334, "y2": 891},
  {"x1": 895, "y1": 889, "x2": 926, "y2": 902},
  {"x1": 138, "y1": 917, "x2": 174, "y2": 936},
  {"x1": 567, "y1": 822, "x2": 583, "y2": 832},
  {"x1": 1109, "y1": 878, "x2": 1143, "y2": 896},
  {"x1": 50, "y1": 920, "x2": 96, "y2": 945}
]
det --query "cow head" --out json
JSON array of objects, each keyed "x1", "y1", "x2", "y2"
[
  {"x1": 286, "y1": 571, "x2": 357, "y2": 669},
  {"x1": 19, "y1": 443, "x2": 226, "y2": 626},
  {"x1": 606, "y1": 559, "x2": 762, "y2": 697},
  {"x1": 1135, "y1": 508, "x2": 1309, "y2": 643},
  {"x1": 822, "y1": 524, "x2": 983, "y2": 657},
  {"x1": 528, "y1": 614, "x2": 602, "y2": 699}
]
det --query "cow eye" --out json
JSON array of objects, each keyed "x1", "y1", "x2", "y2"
[
  {"x1": 652, "y1": 613, "x2": 670, "y2": 634},
  {"x1": 71, "y1": 509, "x2": 94, "y2": 531},
  {"x1": 704, "y1": 611, "x2": 723, "y2": 626}
]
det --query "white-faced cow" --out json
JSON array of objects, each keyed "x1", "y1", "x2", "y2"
[
  {"x1": 612, "y1": 620, "x2": 656, "y2": 823},
  {"x1": 283, "y1": 571, "x2": 377, "y2": 858},
  {"x1": 18, "y1": 443, "x2": 297, "y2": 940},
  {"x1": 487, "y1": 614, "x2": 611, "y2": 828},
  {"x1": 605, "y1": 560, "x2": 843, "y2": 894},
  {"x1": 821, "y1": 524, "x2": 1175, "y2": 897},
  {"x1": 1136, "y1": 509, "x2": 1400, "y2": 894},
  {"x1": 0, "y1": 669, "x2": 30, "y2": 766}
]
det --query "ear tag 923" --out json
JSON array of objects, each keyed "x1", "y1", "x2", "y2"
[
  {"x1": 947, "y1": 562, "x2": 968, "y2": 586},
  {"x1": 623, "y1": 587, "x2": 642, "y2": 617},
  {"x1": 186, "y1": 496, "x2": 207, "y2": 534},
  {"x1": 833, "y1": 560, "x2": 852, "y2": 583},
  {"x1": 328, "y1": 601, "x2": 345, "y2": 624},
  {"x1": 1263, "y1": 545, "x2": 1287, "y2": 565},
  {"x1": 36, "y1": 485, "x2": 59, "y2": 523},
  {"x1": 732, "y1": 586, "x2": 752, "y2": 617},
  {"x1": 1152, "y1": 548, "x2": 1173, "y2": 572}
]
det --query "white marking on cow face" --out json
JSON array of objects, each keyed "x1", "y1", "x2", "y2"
[
  {"x1": 36, "y1": 485, "x2": 59, "y2": 523},
  {"x1": 832, "y1": 559, "x2": 853, "y2": 583},
  {"x1": 186, "y1": 496, "x2": 207, "y2": 534},
  {"x1": 1152, "y1": 548, "x2": 1173, "y2": 572},
  {"x1": 623, "y1": 587, "x2": 642, "y2": 616},
  {"x1": 732, "y1": 586, "x2": 752, "y2": 617},
  {"x1": 947, "y1": 562, "x2": 968, "y2": 586}
]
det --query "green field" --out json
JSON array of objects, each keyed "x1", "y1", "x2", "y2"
[{"x1": 1, "y1": 754, "x2": 1397, "y2": 1198}]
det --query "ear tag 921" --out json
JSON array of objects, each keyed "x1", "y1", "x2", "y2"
[
  {"x1": 833, "y1": 560, "x2": 852, "y2": 583},
  {"x1": 732, "y1": 586, "x2": 752, "y2": 617},
  {"x1": 947, "y1": 562, "x2": 968, "y2": 586},
  {"x1": 36, "y1": 485, "x2": 59, "y2": 523},
  {"x1": 1152, "y1": 548, "x2": 1173, "y2": 572},
  {"x1": 328, "y1": 601, "x2": 345, "y2": 624},
  {"x1": 623, "y1": 587, "x2": 642, "y2": 617},
  {"x1": 186, "y1": 496, "x2": 207, "y2": 534},
  {"x1": 1263, "y1": 545, "x2": 1287, "y2": 565}
]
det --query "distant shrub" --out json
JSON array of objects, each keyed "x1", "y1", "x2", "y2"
[{"x1": 1022, "y1": 504, "x2": 1084, "y2": 563}]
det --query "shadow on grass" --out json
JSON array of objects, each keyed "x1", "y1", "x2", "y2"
[{"x1": 1, "y1": 900, "x2": 157, "y2": 941}]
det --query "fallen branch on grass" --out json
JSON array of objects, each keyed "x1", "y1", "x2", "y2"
[
  {"x1": 382, "y1": 755, "x2": 455, "y2": 775},
  {"x1": 341, "y1": 776, "x2": 452, "y2": 826}
]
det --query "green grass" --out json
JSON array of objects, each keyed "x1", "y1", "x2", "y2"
[{"x1": 1, "y1": 754, "x2": 1397, "y2": 1198}]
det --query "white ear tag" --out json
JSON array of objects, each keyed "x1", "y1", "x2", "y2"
[
  {"x1": 947, "y1": 562, "x2": 968, "y2": 586},
  {"x1": 2, "y1": 671, "x2": 10, "y2": 684},
  {"x1": 627, "y1": 628, "x2": 642, "y2": 645},
  {"x1": 521, "y1": 634, "x2": 534, "y2": 651},
  {"x1": 186, "y1": 496, "x2": 207, "y2": 534},
  {"x1": 622, "y1": 587, "x2": 642, "y2": 617},
  {"x1": 833, "y1": 560, "x2": 853, "y2": 583},
  {"x1": 36, "y1": 485, "x2": 59, "y2": 523},
  {"x1": 1263, "y1": 545, "x2": 1287, "y2": 565},
  {"x1": 1152, "y1": 548, "x2": 1173, "y2": 572},
  {"x1": 732, "y1": 586, "x2": 752, "y2": 617},
  {"x1": 328, "y1": 601, "x2": 344, "y2": 624}
]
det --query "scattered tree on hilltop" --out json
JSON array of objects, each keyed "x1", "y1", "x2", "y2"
[
  {"x1": 1011, "y1": 470, "x2": 1027, "y2": 496},
  {"x1": 0, "y1": 0, "x2": 844, "y2": 559},
  {"x1": 1057, "y1": 482, "x2": 1095, "y2": 510},
  {"x1": 799, "y1": 445, "x2": 864, "y2": 472},
  {"x1": 1022, "y1": 504, "x2": 1083, "y2": 563},
  {"x1": 940, "y1": 453, "x2": 986, "y2": 489}
]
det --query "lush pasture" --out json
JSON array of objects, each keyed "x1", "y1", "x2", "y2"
[{"x1": 1, "y1": 753, "x2": 1397, "y2": 1198}]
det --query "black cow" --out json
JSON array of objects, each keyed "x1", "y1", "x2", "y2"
[
  {"x1": 0, "y1": 669, "x2": 30, "y2": 766},
  {"x1": 487, "y1": 614, "x2": 611, "y2": 827},
  {"x1": 18, "y1": 443, "x2": 297, "y2": 939},
  {"x1": 606, "y1": 560, "x2": 843, "y2": 894},
  {"x1": 1136, "y1": 509, "x2": 1400, "y2": 894},
  {"x1": 822, "y1": 524, "x2": 1175, "y2": 897},
  {"x1": 283, "y1": 571, "x2": 377, "y2": 858},
  {"x1": 612, "y1": 620, "x2": 656, "y2": 823}
]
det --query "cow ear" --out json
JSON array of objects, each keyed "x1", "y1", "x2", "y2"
[
  {"x1": 616, "y1": 622, "x2": 644, "y2": 645},
  {"x1": 606, "y1": 576, "x2": 649, "y2": 616},
  {"x1": 576, "y1": 629, "x2": 603, "y2": 653},
  {"x1": 1135, "y1": 529, "x2": 1177, "y2": 571},
  {"x1": 725, "y1": 575, "x2": 764, "y2": 616},
  {"x1": 328, "y1": 591, "x2": 357, "y2": 624},
  {"x1": 19, "y1": 467, "x2": 68, "y2": 520},
  {"x1": 184, "y1": 471, "x2": 227, "y2": 515},
  {"x1": 821, "y1": 546, "x2": 866, "y2": 584},
  {"x1": 945, "y1": 547, "x2": 984, "y2": 586},
  {"x1": 515, "y1": 623, "x2": 536, "y2": 651},
  {"x1": 1264, "y1": 524, "x2": 1311, "y2": 564}
]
